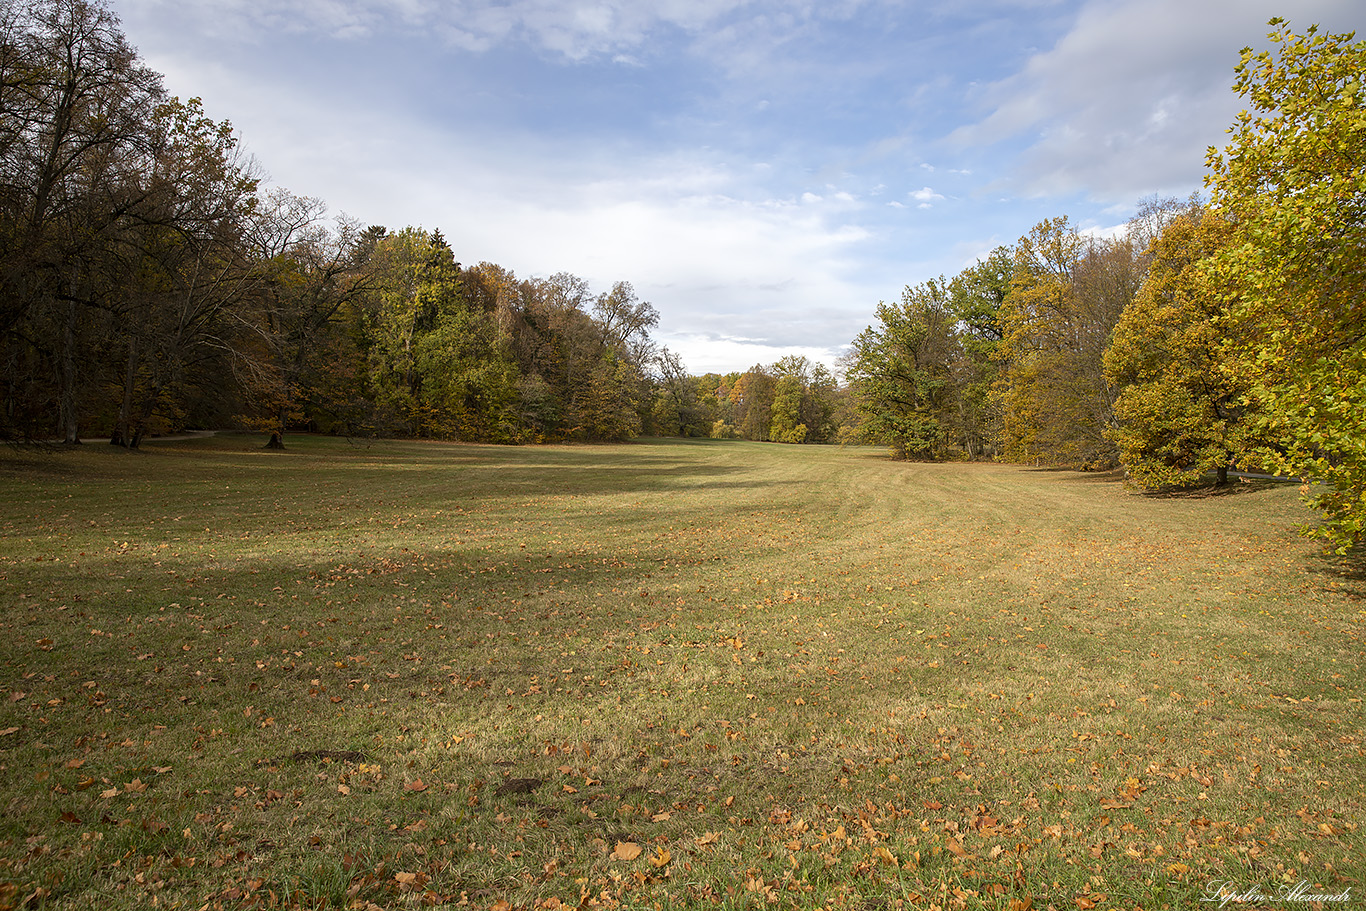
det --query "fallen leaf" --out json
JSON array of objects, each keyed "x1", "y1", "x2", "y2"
[
  {"x1": 649, "y1": 847, "x2": 671, "y2": 868},
  {"x1": 695, "y1": 832, "x2": 719, "y2": 847},
  {"x1": 0, "y1": 727, "x2": 19, "y2": 736},
  {"x1": 611, "y1": 841, "x2": 642, "y2": 861},
  {"x1": 404, "y1": 779, "x2": 427, "y2": 792}
]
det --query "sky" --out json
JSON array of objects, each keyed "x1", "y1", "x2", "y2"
[{"x1": 113, "y1": 0, "x2": 1362, "y2": 375}]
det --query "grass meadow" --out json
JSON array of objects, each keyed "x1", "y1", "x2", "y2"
[{"x1": 0, "y1": 434, "x2": 1361, "y2": 910}]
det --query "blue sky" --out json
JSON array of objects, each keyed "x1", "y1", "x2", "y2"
[{"x1": 115, "y1": 0, "x2": 1361, "y2": 375}]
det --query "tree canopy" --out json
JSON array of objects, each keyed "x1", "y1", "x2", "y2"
[{"x1": 1203, "y1": 19, "x2": 1366, "y2": 551}]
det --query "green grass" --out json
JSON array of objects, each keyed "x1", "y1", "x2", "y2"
[{"x1": 0, "y1": 434, "x2": 1361, "y2": 910}]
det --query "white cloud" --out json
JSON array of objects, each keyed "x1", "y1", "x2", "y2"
[{"x1": 950, "y1": 0, "x2": 1364, "y2": 202}]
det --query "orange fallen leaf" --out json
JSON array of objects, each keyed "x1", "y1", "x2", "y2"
[
  {"x1": 612, "y1": 842, "x2": 642, "y2": 861},
  {"x1": 1009, "y1": 898, "x2": 1033, "y2": 911},
  {"x1": 404, "y1": 779, "x2": 427, "y2": 792},
  {"x1": 695, "y1": 832, "x2": 719, "y2": 847},
  {"x1": 649, "y1": 847, "x2": 671, "y2": 867}
]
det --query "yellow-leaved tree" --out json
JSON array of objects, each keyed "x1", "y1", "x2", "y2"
[{"x1": 1205, "y1": 19, "x2": 1366, "y2": 552}]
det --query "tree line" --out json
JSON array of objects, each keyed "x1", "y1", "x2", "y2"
[
  {"x1": 845, "y1": 19, "x2": 1364, "y2": 552},
  {"x1": 0, "y1": 0, "x2": 694, "y2": 447}
]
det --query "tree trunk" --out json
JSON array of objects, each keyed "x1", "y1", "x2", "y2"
[
  {"x1": 113, "y1": 332, "x2": 138, "y2": 447},
  {"x1": 265, "y1": 432, "x2": 285, "y2": 449},
  {"x1": 59, "y1": 297, "x2": 80, "y2": 444},
  {"x1": 1216, "y1": 465, "x2": 1229, "y2": 486}
]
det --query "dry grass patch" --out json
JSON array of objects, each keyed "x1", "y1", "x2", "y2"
[{"x1": 0, "y1": 435, "x2": 1360, "y2": 909}]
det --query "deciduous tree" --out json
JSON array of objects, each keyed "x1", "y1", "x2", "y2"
[
  {"x1": 1205, "y1": 19, "x2": 1366, "y2": 551},
  {"x1": 1104, "y1": 210, "x2": 1259, "y2": 487}
]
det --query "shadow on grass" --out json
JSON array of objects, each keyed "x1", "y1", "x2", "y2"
[
  {"x1": 1306, "y1": 545, "x2": 1366, "y2": 601},
  {"x1": 1140, "y1": 477, "x2": 1299, "y2": 499}
]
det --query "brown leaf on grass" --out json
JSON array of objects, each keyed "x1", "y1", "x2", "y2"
[
  {"x1": 491, "y1": 902, "x2": 511, "y2": 911},
  {"x1": 125, "y1": 779, "x2": 147, "y2": 793},
  {"x1": 394, "y1": 871, "x2": 427, "y2": 889},
  {"x1": 651, "y1": 811, "x2": 671, "y2": 821},
  {"x1": 946, "y1": 837, "x2": 967, "y2": 857},
  {"x1": 0, "y1": 727, "x2": 19, "y2": 736},
  {"x1": 611, "y1": 841, "x2": 642, "y2": 861},
  {"x1": 1009, "y1": 898, "x2": 1033, "y2": 911},
  {"x1": 648, "y1": 847, "x2": 671, "y2": 868},
  {"x1": 404, "y1": 779, "x2": 427, "y2": 792},
  {"x1": 100, "y1": 787, "x2": 119, "y2": 799},
  {"x1": 1099, "y1": 798, "x2": 1131, "y2": 810},
  {"x1": 873, "y1": 844, "x2": 899, "y2": 867}
]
